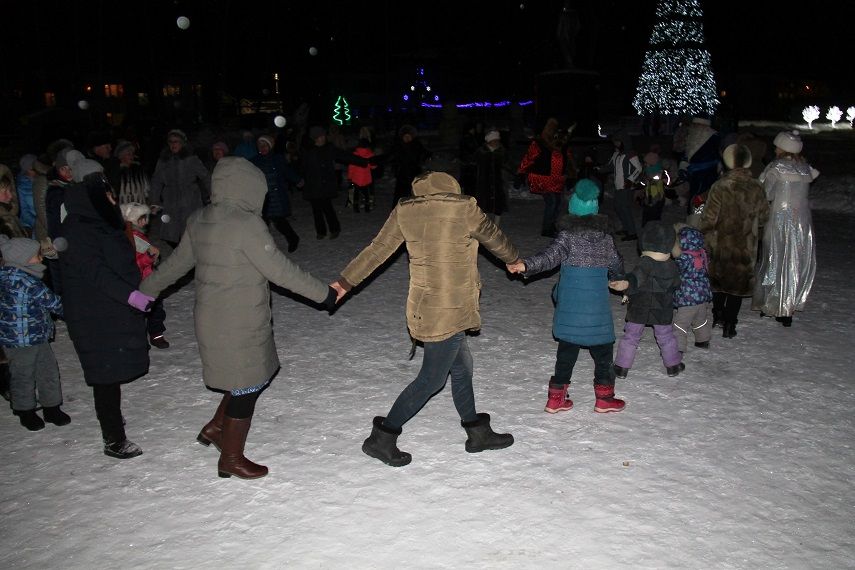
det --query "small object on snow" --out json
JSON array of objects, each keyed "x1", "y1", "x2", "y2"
[{"x1": 622, "y1": 461, "x2": 630, "y2": 467}]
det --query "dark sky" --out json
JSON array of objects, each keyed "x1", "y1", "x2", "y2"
[{"x1": 4, "y1": 1, "x2": 854, "y2": 105}]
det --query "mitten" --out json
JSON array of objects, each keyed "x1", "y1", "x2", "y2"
[{"x1": 128, "y1": 290, "x2": 155, "y2": 312}]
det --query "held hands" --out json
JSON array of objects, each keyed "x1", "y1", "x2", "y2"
[
  {"x1": 147, "y1": 245, "x2": 160, "y2": 259},
  {"x1": 128, "y1": 290, "x2": 155, "y2": 312},
  {"x1": 330, "y1": 280, "x2": 348, "y2": 304},
  {"x1": 506, "y1": 259, "x2": 526, "y2": 274},
  {"x1": 609, "y1": 280, "x2": 629, "y2": 291}
]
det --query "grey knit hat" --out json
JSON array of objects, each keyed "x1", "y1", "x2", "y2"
[
  {"x1": 0, "y1": 235, "x2": 41, "y2": 266},
  {"x1": 71, "y1": 158, "x2": 104, "y2": 182}
]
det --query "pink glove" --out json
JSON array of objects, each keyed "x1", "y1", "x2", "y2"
[{"x1": 128, "y1": 290, "x2": 155, "y2": 312}]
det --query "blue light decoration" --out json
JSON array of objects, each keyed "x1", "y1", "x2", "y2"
[
  {"x1": 420, "y1": 99, "x2": 533, "y2": 109},
  {"x1": 633, "y1": 0, "x2": 719, "y2": 117},
  {"x1": 402, "y1": 67, "x2": 439, "y2": 105}
]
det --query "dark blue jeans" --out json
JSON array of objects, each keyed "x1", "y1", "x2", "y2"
[
  {"x1": 541, "y1": 192, "x2": 562, "y2": 235},
  {"x1": 384, "y1": 332, "x2": 477, "y2": 429},
  {"x1": 555, "y1": 341, "x2": 616, "y2": 386}
]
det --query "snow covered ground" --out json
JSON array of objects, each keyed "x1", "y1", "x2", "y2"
[{"x1": 1, "y1": 156, "x2": 853, "y2": 569}]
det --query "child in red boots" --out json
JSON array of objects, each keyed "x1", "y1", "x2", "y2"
[{"x1": 507, "y1": 179, "x2": 627, "y2": 413}]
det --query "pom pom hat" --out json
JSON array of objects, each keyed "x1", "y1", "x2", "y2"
[{"x1": 568, "y1": 179, "x2": 600, "y2": 216}]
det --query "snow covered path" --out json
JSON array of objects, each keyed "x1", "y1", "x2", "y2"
[{"x1": 1, "y1": 178, "x2": 852, "y2": 569}]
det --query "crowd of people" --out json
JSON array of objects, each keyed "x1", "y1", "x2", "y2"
[{"x1": 0, "y1": 117, "x2": 819, "y2": 478}]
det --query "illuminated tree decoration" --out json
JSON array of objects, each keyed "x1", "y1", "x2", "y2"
[
  {"x1": 826, "y1": 105, "x2": 842, "y2": 128},
  {"x1": 846, "y1": 106, "x2": 855, "y2": 127},
  {"x1": 802, "y1": 105, "x2": 820, "y2": 129},
  {"x1": 401, "y1": 67, "x2": 439, "y2": 105},
  {"x1": 633, "y1": 0, "x2": 719, "y2": 117},
  {"x1": 332, "y1": 95, "x2": 351, "y2": 126}
]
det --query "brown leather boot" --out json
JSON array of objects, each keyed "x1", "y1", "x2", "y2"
[
  {"x1": 217, "y1": 416, "x2": 268, "y2": 479},
  {"x1": 197, "y1": 393, "x2": 231, "y2": 451}
]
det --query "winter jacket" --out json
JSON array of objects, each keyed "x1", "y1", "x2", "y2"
[
  {"x1": 0, "y1": 266, "x2": 62, "y2": 347},
  {"x1": 140, "y1": 157, "x2": 331, "y2": 391},
  {"x1": 340, "y1": 174, "x2": 519, "y2": 343},
  {"x1": 518, "y1": 139, "x2": 565, "y2": 194},
  {"x1": 474, "y1": 144, "x2": 507, "y2": 215},
  {"x1": 347, "y1": 146, "x2": 376, "y2": 188},
  {"x1": 127, "y1": 226, "x2": 156, "y2": 279},
  {"x1": 250, "y1": 152, "x2": 299, "y2": 218},
  {"x1": 45, "y1": 179, "x2": 71, "y2": 240},
  {"x1": 31, "y1": 158, "x2": 51, "y2": 241},
  {"x1": 522, "y1": 214, "x2": 624, "y2": 346},
  {"x1": 699, "y1": 168, "x2": 769, "y2": 296},
  {"x1": 1, "y1": 203, "x2": 28, "y2": 241},
  {"x1": 300, "y1": 144, "x2": 368, "y2": 201},
  {"x1": 624, "y1": 255, "x2": 681, "y2": 325},
  {"x1": 150, "y1": 148, "x2": 211, "y2": 243},
  {"x1": 672, "y1": 226, "x2": 713, "y2": 308},
  {"x1": 59, "y1": 175, "x2": 149, "y2": 386},
  {"x1": 15, "y1": 172, "x2": 37, "y2": 231},
  {"x1": 116, "y1": 161, "x2": 150, "y2": 205}
]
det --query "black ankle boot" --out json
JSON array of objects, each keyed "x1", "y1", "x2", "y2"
[
  {"x1": 722, "y1": 322, "x2": 737, "y2": 338},
  {"x1": 362, "y1": 416, "x2": 412, "y2": 466},
  {"x1": 461, "y1": 413, "x2": 514, "y2": 453},
  {"x1": 43, "y1": 406, "x2": 71, "y2": 426},
  {"x1": 15, "y1": 409, "x2": 45, "y2": 431},
  {"x1": 776, "y1": 316, "x2": 793, "y2": 327}
]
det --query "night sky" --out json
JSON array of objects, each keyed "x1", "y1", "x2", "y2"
[{"x1": 3, "y1": 1, "x2": 854, "y2": 110}]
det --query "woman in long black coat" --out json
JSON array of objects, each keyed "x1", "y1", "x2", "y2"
[{"x1": 60, "y1": 168, "x2": 152, "y2": 459}]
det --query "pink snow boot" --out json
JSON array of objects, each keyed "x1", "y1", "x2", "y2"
[
  {"x1": 544, "y1": 381, "x2": 573, "y2": 413},
  {"x1": 594, "y1": 384, "x2": 625, "y2": 413}
]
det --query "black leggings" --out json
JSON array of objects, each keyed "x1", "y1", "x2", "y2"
[
  {"x1": 93, "y1": 384, "x2": 125, "y2": 443},
  {"x1": 226, "y1": 390, "x2": 262, "y2": 419}
]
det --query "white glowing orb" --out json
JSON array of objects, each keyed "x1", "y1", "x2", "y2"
[
  {"x1": 176, "y1": 16, "x2": 190, "y2": 30},
  {"x1": 274, "y1": 115, "x2": 287, "y2": 128},
  {"x1": 52, "y1": 237, "x2": 68, "y2": 252},
  {"x1": 309, "y1": 46, "x2": 318, "y2": 56},
  {"x1": 78, "y1": 100, "x2": 89, "y2": 110},
  {"x1": 161, "y1": 214, "x2": 171, "y2": 224}
]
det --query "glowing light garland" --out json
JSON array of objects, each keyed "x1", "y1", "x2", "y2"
[
  {"x1": 633, "y1": 0, "x2": 719, "y2": 117},
  {"x1": 332, "y1": 95, "x2": 351, "y2": 125},
  {"x1": 420, "y1": 99, "x2": 533, "y2": 109}
]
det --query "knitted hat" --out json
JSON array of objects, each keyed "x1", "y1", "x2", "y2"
[
  {"x1": 19, "y1": 153, "x2": 37, "y2": 173},
  {"x1": 46, "y1": 139, "x2": 74, "y2": 163},
  {"x1": 257, "y1": 135, "x2": 275, "y2": 149},
  {"x1": 411, "y1": 171, "x2": 460, "y2": 196},
  {"x1": 167, "y1": 129, "x2": 188, "y2": 142},
  {"x1": 212, "y1": 141, "x2": 229, "y2": 154},
  {"x1": 113, "y1": 140, "x2": 135, "y2": 158},
  {"x1": 722, "y1": 143, "x2": 752, "y2": 170},
  {"x1": 308, "y1": 126, "x2": 326, "y2": 140},
  {"x1": 773, "y1": 130, "x2": 802, "y2": 154},
  {"x1": 120, "y1": 202, "x2": 150, "y2": 223},
  {"x1": 640, "y1": 221, "x2": 676, "y2": 254},
  {"x1": 484, "y1": 130, "x2": 501, "y2": 143},
  {"x1": 568, "y1": 179, "x2": 600, "y2": 216},
  {"x1": 0, "y1": 235, "x2": 40, "y2": 266},
  {"x1": 72, "y1": 158, "x2": 104, "y2": 182}
]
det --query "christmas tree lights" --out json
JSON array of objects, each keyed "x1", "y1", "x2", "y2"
[
  {"x1": 332, "y1": 96, "x2": 351, "y2": 126},
  {"x1": 633, "y1": 0, "x2": 719, "y2": 117}
]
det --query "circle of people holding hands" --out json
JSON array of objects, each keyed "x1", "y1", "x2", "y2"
[{"x1": 0, "y1": 120, "x2": 817, "y2": 479}]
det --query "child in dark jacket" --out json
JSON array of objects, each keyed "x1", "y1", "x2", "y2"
[
  {"x1": 507, "y1": 179, "x2": 627, "y2": 413},
  {"x1": 611, "y1": 221, "x2": 685, "y2": 377},
  {"x1": 0, "y1": 235, "x2": 68, "y2": 430},
  {"x1": 671, "y1": 224, "x2": 713, "y2": 353}
]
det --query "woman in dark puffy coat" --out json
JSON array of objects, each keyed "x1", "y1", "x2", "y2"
[
  {"x1": 60, "y1": 163, "x2": 153, "y2": 459},
  {"x1": 250, "y1": 135, "x2": 301, "y2": 252}
]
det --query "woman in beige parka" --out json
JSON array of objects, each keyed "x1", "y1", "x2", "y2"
[{"x1": 141, "y1": 156, "x2": 336, "y2": 480}]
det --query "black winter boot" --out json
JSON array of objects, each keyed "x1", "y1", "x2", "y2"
[
  {"x1": 362, "y1": 416, "x2": 412, "y2": 467},
  {"x1": 722, "y1": 321, "x2": 737, "y2": 338},
  {"x1": 43, "y1": 406, "x2": 71, "y2": 426},
  {"x1": 15, "y1": 409, "x2": 45, "y2": 431},
  {"x1": 461, "y1": 413, "x2": 514, "y2": 453}
]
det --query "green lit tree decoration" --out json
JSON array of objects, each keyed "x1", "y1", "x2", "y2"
[
  {"x1": 332, "y1": 95, "x2": 351, "y2": 126},
  {"x1": 632, "y1": 0, "x2": 719, "y2": 117}
]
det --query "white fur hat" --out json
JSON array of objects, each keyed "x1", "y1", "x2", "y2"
[
  {"x1": 120, "y1": 202, "x2": 150, "y2": 222},
  {"x1": 773, "y1": 130, "x2": 803, "y2": 154},
  {"x1": 484, "y1": 130, "x2": 500, "y2": 143}
]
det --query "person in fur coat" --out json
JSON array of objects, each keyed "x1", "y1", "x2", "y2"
[
  {"x1": 699, "y1": 143, "x2": 769, "y2": 337},
  {"x1": 507, "y1": 179, "x2": 627, "y2": 413}
]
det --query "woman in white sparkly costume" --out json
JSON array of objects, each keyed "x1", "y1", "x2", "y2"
[{"x1": 752, "y1": 130, "x2": 818, "y2": 327}]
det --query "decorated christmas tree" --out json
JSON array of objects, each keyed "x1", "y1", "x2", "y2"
[
  {"x1": 332, "y1": 96, "x2": 351, "y2": 126},
  {"x1": 632, "y1": 0, "x2": 719, "y2": 117}
]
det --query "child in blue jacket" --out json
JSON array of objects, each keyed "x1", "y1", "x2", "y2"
[
  {"x1": 508, "y1": 179, "x2": 627, "y2": 413},
  {"x1": 672, "y1": 224, "x2": 713, "y2": 352},
  {"x1": 0, "y1": 235, "x2": 67, "y2": 430}
]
